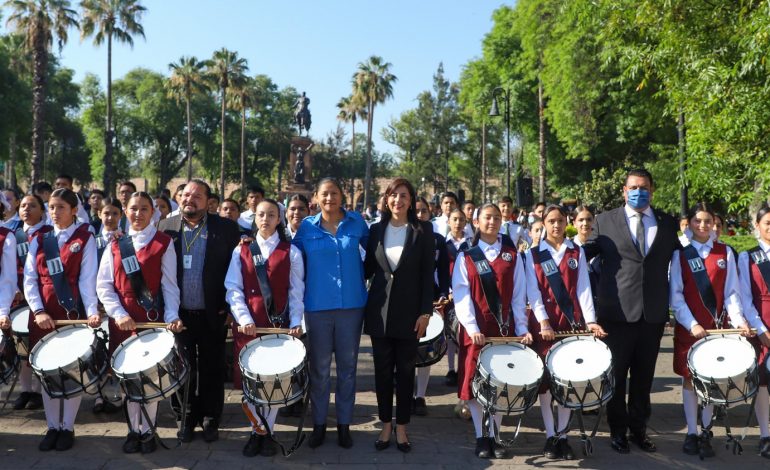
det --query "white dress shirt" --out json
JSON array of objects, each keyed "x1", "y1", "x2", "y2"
[
  {"x1": 2, "y1": 214, "x2": 21, "y2": 229},
  {"x1": 500, "y1": 220, "x2": 531, "y2": 246},
  {"x1": 225, "y1": 231, "x2": 305, "y2": 329},
  {"x1": 432, "y1": 215, "x2": 450, "y2": 237},
  {"x1": 451, "y1": 236, "x2": 527, "y2": 336},
  {"x1": 524, "y1": 239, "x2": 596, "y2": 326},
  {"x1": 0, "y1": 230, "x2": 18, "y2": 318},
  {"x1": 384, "y1": 222, "x2": 408, "y2": 271},
  {"x1": 23, "y1": 222, "x2": 99, "y2": 317},
  {"x1": 624, "y1": 205, "x2": 658, "y2": 253},
  {"x1": 738, "y1": 239, "x2": 770, "y2": 334},
  {"x1": 238, "y1": 209, "x2": 256, "y2": 231},
  {"x1": 447, "y1": 234, "x2": 472, "y2": 252},
  {"x1": 669, "y1": 234, "x2": 745, "y2": 330},
  {"x1": 96, "y1": 224, "x2": 180, "y2": 323}
]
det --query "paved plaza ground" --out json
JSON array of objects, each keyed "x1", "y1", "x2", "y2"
[{"x1": 2, "y1": 332, "x2": 769, "y2": 469}]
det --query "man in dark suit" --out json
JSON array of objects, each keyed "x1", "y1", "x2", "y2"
[
  {"x1": 584, "y1": 169, "x2": 680, "y2": 454},
  {"x1": 157, "y1": 179, "x2": 240, "y2": 443}
]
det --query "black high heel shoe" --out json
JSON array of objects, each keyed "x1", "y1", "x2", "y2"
[
  {"x1": 395, "y1": 425, "x2": 411, "y2": 453},
  {"x1": 374, "y1": 426, "x2": 391, "y2": 451}
]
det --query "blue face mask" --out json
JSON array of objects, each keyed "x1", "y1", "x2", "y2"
[
  {"x1": 627, "y1": 188, "x2": 650, "y2": 209},
  {"x1": 527, "y1": 215, "x2": 536, "y2": 225}
]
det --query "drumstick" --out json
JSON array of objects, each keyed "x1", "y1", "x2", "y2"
[
  {"x1": 433, "y1": 295, "x2": 453, "y2": 307},
  {"x1": 54, "y1": 320, "x2": 89, "y2": 325},
  {"x1": 485, "y1": 330, "x2": 599, "y2": 344},
  {"x1": 55, "y1": 320, "x2": 186, "y2": 331},
  {"x1": 253, "y1": 327, "x2": 291, "y2": 334},
  {"x1": 134, "y1": 322, "x2": 187, "y2": 331},
  {"x1": 704, "y1": 328, "x2": 757, "y2": 335}
]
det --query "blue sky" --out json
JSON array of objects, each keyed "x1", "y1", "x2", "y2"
[{"x1": 5, "y1": 0, "x2": 506, "y2": 155}]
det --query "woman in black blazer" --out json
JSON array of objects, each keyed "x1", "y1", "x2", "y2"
[{"x1": 364, "y1": 178, "x2": 435, "y2": 453}]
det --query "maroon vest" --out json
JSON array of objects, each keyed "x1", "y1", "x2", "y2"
[
  {"x1": 238, "y1": 240, "x2": 291, "y2": 328},
  {"x1": 0, "y1": 227, "x2": 10, "y2": 265},
  {"x1": 111, "y1": 231, "x2": 170, "y2": 321},
  {"x1": 529, "y1": 245, "x2": 585, "y2": 333},
  {"x1": 464, "y1": 243, "x2": 517, "y2": 337},
  {"x1": 676, "y1": 242, "x2": 728, "y2": 333},
  {"x1": 749, "y1": 250, "x2": 770, "y2": 329},
  {"x1": 16, "y1": 225, "x2": 53, "y2": 293}
]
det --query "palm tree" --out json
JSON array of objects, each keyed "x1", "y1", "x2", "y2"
[
  {"x1": 227, "y1": 75, "x2": 259, "y2": 195},
  {"x1": 167, "y1": 55, "x2": 207, "y2": 181},
  {"x1": 205, "y1": 48, "x2": 248, "y2": 197},
  {"x1": 80, "y1": 0, "x2": 146, "y2": 196},
  {"x1": 4, "y1": 0, "x2": 79, "y2": 184},
  {"x1": 336, "y1": 94, "x2": 367, "y2": 205},
  {"x1": 1, "y1": 33, "x2": 32, "y2": 190},
  {"x1": 352, "y1": 55, "x2": 397, "y2": 210}
]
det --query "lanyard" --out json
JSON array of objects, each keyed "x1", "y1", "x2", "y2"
[{"x1": 183, "y1": 220, "x2": 206, "y2": 253}]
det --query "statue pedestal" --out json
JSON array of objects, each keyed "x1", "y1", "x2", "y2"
[{"x1": 280, "y1": 136, "x2": 314, "y2": 201}]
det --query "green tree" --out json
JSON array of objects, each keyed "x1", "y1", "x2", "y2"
[
  {"x1": 0, "y1": 33, "x2": 32, "y2": 189},
  {"x1": 228, "y1": 75, "x2": 259, "y2": 194},
  {"x1": 336, "y1": 93, "x2": 366, "y2": 202},
  {"x1": 167, "y1": 55, "x2": 207, "y2": 180}
]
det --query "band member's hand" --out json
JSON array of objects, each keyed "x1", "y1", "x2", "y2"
[
  {"x1": 116, "y1": 315, "x2": 136, "y2": 331},
  {"x1": 240, "y1": 323, "x2": 257, "y2": 336},
  {"x1": 87, "y1": 314, "x2": 101, "y2": 328},
  {"x1": 759, "y1": 331, "x2": 770, "y2": 348},
  {"x1": 738, "y1": 323, "x2": 754, "y2": 337},
  {"x1": 289, "y1": 326, "x2": 303, "y2": 338},
  {"x1": 415, "y1": 314, "x2": 430, "y2": 339},
  {"x1": 520, "y1": 332, "x2": 533, "y2": 345},
  {"x1": 240, "y1": 237, "x2": 254, "y2": 245},
  {"x1": 167, "y1": 319, "x2": 184, "y2": 333},
  {"x1": 470, "y1": 332, "x2": 485, "y2": 345},
  {"x1": 690, "y1": 324, "x2": 707, "y2": 339},
  {"x1": 539, "y1": 320, "x2": 555, "y2": 341},
  {"x1": 587, "y1": 322, "x2": 607, "y2": 338},
  {"x1": 0, "y1": 316, "x2": 10, "y2": 330},
  {"x1": 35, "y1": 312, "x2": 55, "y2": 330}
]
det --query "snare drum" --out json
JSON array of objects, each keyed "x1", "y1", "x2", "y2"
[
  {"x1": 112, "y1": 328, "x2": 188, "y2": 404},
  {"x1": 29, "y1": 325, "x2": 109, "y2": 399},
  {"x1": 239, "y1": 334, "x2": 308, "y2": 406},
  {"x1": 546, "y1": 336, "x2": 614, "y2": 410},
  {"x1": 10, "y1": 304, "x2": 30, "y2": 357},
  {"x1": 472, "y1": 342, "x2": 543, "y2": 415},
  {"x1": 0, "y1": 333, "x2": 19, "y2": 384},
  {"x1": 688, "y1": 334, "x2": 758, "y2": 406},
  {"x1": 415, "y1": 311, "x2": 447, "y2": 368}
]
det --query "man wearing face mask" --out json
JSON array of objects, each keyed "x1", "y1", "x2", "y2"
[{"x1": 583, "y1": 168, "x2": 680, "y2": 455}]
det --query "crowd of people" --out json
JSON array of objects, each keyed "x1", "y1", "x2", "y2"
[{"x1": 1, "y1": 169, "x2": 770, "y2": 463}]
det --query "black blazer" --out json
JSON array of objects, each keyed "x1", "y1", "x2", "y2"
[
  {"x1": 364, "y1": 219, "x2": 435, "y2": 339},
  {"x1": 157, "y1": 213, "x2": 241, "y2": 323},
  {"x1": 584, "y1": 206, "x2": 680, "y2": 324}
]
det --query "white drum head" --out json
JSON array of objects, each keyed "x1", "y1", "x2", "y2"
[
  {"x1": 242, "y1": 335, "x2": 305, "y2": 376},
  {"x1": 547, "y1": 337, "x2": 612, "y2": 382},
  {"x1": 32, "y1": 326, "x2": 94, "y2": 371},
  {"x1": 420, "y1": 312, "x2": 444, "y2": 343},
  {"x1": 113, "y1": 329, "x2": 175, "y2": 375},
  {"x1": 480, "y1": 343, "x2": 543, "y2": 386},
  {"x1": 689, "y1": 336, "x2": 755, "y2": 379},
  {"x1": 11, "y1": 306, "x2": 30, "y2": 334}
]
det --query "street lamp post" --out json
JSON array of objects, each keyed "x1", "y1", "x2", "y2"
[{"x1": 489, "y1": 87, "x2": 518, "y2": 205}]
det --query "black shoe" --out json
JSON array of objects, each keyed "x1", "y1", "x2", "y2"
[
  {"x1": 375, "y1": 426, "x2": 391, "y2": 451},
  {"x1": 122, "y1": 432, "x2": 141, "y2": 454},
  {"x1": 178, "y1": 425, "x2": 194, "y2": 443},
  {"x1": 308, "y1": 424, "x2": 326, "y2": 448},
  {"x1": 445, "y1": 370, "x2": 458, "y2": 386},
  {"x1": 682, "y1": 433, "x2": 699, "y2": 455},
  {"x1": 630, "y1": 432, "x2": 657, "y2": 452},
  {"x1": 92, "y1": 398, "x2": 104, "y2": 414},
  {"x1": 395, "y1": 426, "x2": 411, "y2": 453},
  {"x1": 202, "y1": 418, "x2": 219, "y2": 442},
  {"x1": 38, "y1": 429, "x2": 59, "y2": 452},
  {"x1": 492, "y1": 439, "x2": 508, "y2": 459},
  {"x1": 26, "y1": 392, "x2": 43, "y2": 410},
  {"x1": 55, "y1": 429, "x2": 74, "y2": 451},
  {"x1": 474, "y1": 437, "x2": 492, "y2": 459},
  {"x1": 413, "y1": 397, "x2": 427, "y2": 416},
  {"x1": 140, "y1": 433, "x2": 157, "y2": 454},
  {"x1": 543, "y1": 436, "x2": 559, "y2": 459},
  {"x1": 557, "y1": 437, "x2": 575, "y2": 460},
  {"x1": 699, "y1": 430, "x2": 714, "y2": 458},
  {"x1": 243, "y1": 433, "x2": 264, "y2": 457},
  {"x1": 292, "y1": 399, "x2": 305, "y2": 418},
  {"x1": 13, "y1": 391, "x2": 31, "y2": 410},
  {"x1": 261, "y1": 436, "x2": 277, "y2": 457},
  {"x1": 101, "y1": 399, "x2": 122, "y2": 414},
  {"x1": 278, "y1": 405, "x2": 292, "y2": 418},
  {"x1": 337, "y1": 424, "x2": 353, "y2": 449},
  {"x1": 759, "y1": 436, "x2": 770, "y2": 459},
  {"x1": 610, "y1": 434, "x2": 630, "y2": 454}
]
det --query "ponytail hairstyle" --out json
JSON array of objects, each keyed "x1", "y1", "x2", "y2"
[
  {"x1": 542, "y1": 204, "x2": 568, "y2": 220},
  {"x1": 574, "y1": 204, "x2": 595, "y2": 218},
  {"x1": 471, "y1": 202, "x2": 502, "y2": 247},
  {"x1": 258, "y1": 198, "x2": 289, "y2": 242},
  {"x1": 686, "y1": 202, "x2": 716, "y2": 224},
  {"x1": 101, "y1": 197, "x2": 124, "y2": 214},
  {"x1": 49, "y1": 188, "x2": 79, "y2": 225},
  {"x1": 314, "y1": 177, "x2": 346, "y2": 204},
  {"x1": 129, "y1": 191, "x2": 155, "y2": 208},
  {"x1": 755, "y1": 204, "x2": 770, "y2": 224}
]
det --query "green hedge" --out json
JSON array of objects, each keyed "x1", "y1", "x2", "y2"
[{"x1": 721, "y1": 235, "x2": 758, "y2": 253}]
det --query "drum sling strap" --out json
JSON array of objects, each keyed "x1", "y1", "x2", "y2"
[
  {"x1": 248, "y1": 240, "x2": 288, "y2": 326},
  {"x1": 117, "y1": 236, "x2": 164, "y2": 321},
  {"x1": 42, "y1": 231, "x2": 80, "y2": 317},
  {"x1": 96, "y1": 236, "x2": 108, "y2": 262},
  {"x1": 243, "y1": 389, "x2": 310, "y2": 457},
  {"x1": 748, "y1": 246, "x2": 770, "y2": 291},
  {"x1": 536, "y1": 248, "x2": 581, "y2": 330},
  {"x1": 682, "y1": 244, "x2": 726, "y2": 327},
  {"x1": 466, "y1": 246, "x2": 509, "y2": 336},
  {"x1": 124, "y1": 373, "x2": 192, "y2": 450},
  {"x1": 14, "y1": 228, "x2": 28, "y2": 263}
]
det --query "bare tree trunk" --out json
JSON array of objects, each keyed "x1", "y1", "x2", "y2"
[
  {"x1": 30, "y1": 36, "x2": 48, "y2": 184},
  {"x1": 481, "y1": 121, "x2": 487, "y2": 203},
  {"x1": 219, "y1": 87, "x2": 227, "y2": 197},
  {"x1": 538, "y1": 78, "x2": 547, "y2": 202},
  {"x1": 10, "y1": 133, "x2": 17, "y2": 191},
  {"x1": 186, "y1": 93, "x2": 193, "y2": 181},
  {"x1": 103, "y1": 34, "x2": 114, "y2": 196},
  {"x1": 350, "y1": 119, "x2": 356, "y2": 205},
  {"x1": 363, "y1": 100, "x2": 374, "y2": 211},
  {"x1": 277, "y1": 146, "x2": 284, "y2": 196},
  {"x1": 240, "y1": 106, "x2": 246, "y2": 197}
]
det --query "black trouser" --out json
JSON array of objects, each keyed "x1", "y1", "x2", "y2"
[
  {"x1": 599, "y1": 319, "x2": 665, "y2": 438},
  {"x1": 172, "y1": 308, "x2": 227, "y2": 427},
  {"x1": 371, "y1": 336, "x2": 418, "y2": 425}
]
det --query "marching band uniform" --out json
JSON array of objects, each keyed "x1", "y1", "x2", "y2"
[
  {"x1": 670, "y1": 231, "x2": 748, "y2": 456},
  {"x1": 225, "y1": 231, "x2": 304, "y2": 457},
  {"x1": 738, "y1": 239, "x2": 770, "y2": 457},
  {"x1": 525, "y1": 239, "x2": 596, "y2": 459},
  {"x1": 95, "y1": 223, "x2": 180, "y2": 453},
  {"x1": 500, "y1": 220, "x2": 530, "y2": 248},
  {"x1": 23, "y1": 221, "x2": 98, "y2": 451},
  {"x1": 452, "y1": 235, "x2": 526, "y2": 458},
  {"x1": 0, "y1": 224, "x2": 19, "y2": 326}
]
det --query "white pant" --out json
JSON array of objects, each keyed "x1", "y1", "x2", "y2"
[
  {"x1": 42, "y1": 391, "x2": 81, "y2": 431},
  {"x1": 127, "y1": 401, "x2": 158, "y2": 434}
]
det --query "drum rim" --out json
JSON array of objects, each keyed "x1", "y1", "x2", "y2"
[
  {"x1": 687, "y1": 333, "x2": 757, "y2": 381},
  {"x1": 29, "y1": 324, "x2": 99, "y2": 374},
  {"x1": 238, "y1": 333, "x2": 306, "y2": 380},
  {"x1": 545, "y1": 335, "x2": 613, "y2": 384},
  {"x1": 9, "y1": 303, "x2": 31, "y2": 334},
  {"x1": 111, "y1": 327, "x2": 178, "y2": 376},
  {"x1": 419, "y1": 311, "x2": 446, "y2": 343},
  {"x1": 476, "y1": 342, "x2": 544, "y2": 388}
]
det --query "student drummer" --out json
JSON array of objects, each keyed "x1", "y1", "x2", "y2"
[
  {"x1": 0, "y1": 191, "x2": 21, "y2": 354},
  {"x1": 96, "y1": 191, "x2": 183, "y2": 454},
  {"x1": 23, "y1": 188, "x2": 101, "y2": 452},
  {"x1": 225, "y1": 198, "x2": 304, "y2": 458}
]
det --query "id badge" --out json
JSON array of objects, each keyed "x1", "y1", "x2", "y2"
[{"x1": 183, "y1": 254, "x2": 193, "y2": 270}]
